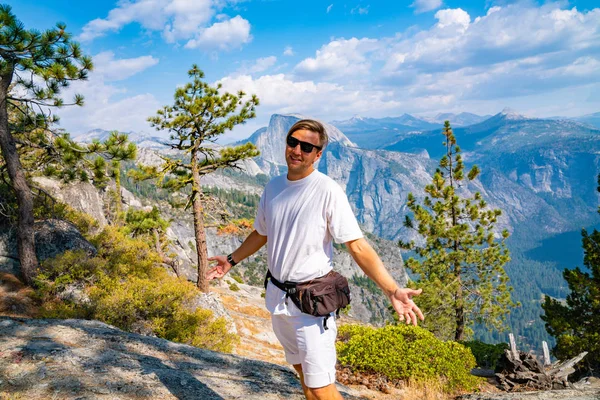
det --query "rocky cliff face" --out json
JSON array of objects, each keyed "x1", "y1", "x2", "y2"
[
  {"x1": 320, "y1": 142, "x2": 435, "y2": 239},
  {"x1": 33, "y1": 177, "x2": 108, "y2": 228}
]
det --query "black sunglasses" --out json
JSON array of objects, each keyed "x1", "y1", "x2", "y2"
[{"x1": 286, "y1": 135, "x2": 322, "y2": 153}]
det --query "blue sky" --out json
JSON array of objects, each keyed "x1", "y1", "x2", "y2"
[{"x1": 9, "y1": 0, "x2": 600, "y2": 142}]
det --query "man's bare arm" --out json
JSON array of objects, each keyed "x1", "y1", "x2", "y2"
[
  {"x1": 345, "y1": 237, "x2": 424, "y2": 325},
  {"x1": 207, "y1": 230, "x2": 267, "y2": 280}
]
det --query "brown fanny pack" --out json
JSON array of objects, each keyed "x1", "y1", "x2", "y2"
[{"x1": 264, "y1": 270, "x2": 351, "y2": 329}]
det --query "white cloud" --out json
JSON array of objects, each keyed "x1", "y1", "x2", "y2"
[
  {"x1": 92, "y1": 52, "x2": 159, "y2": 81},
  {"x1": 79, "y1": 0, "x2": 166, "y2": 41},
  {"x1": 411, "y1": 0, "x2": 443, "y2": 14},
  {"x1": 435, "y1": 8, "x2": 470, "y2": 31},
  {"x1": 486, "y1": 6, "x2": 501, "y2": 16},
  {"x1": 327, "y1": 4, "x2": 333, "y2": 13},
  {"x1": 55, "y1": 54, "x2": 162, "y2": 135},
  {"x1": 294, "y1": 37, "x2": 380, "y2": 79},
  {"x1": 217, "y1": 74, "x2": 403, "y2": 120},
  {"x1": 382, "y1": 5, "x2": 600, "y2": 76},
  {"x1": 79, "y1": 0, "x2": 251, "y2": 52},
  {"x1": 236, "y1": 56, "x2": 278, "y2": 75},
  {"x1": 283, "y1": 46, "x2": 294, "y2": 56},
  {"x1": 560, "y1": 56, "x2": 600, "y2": 77},
  {"x1": 163, "y1": 0, "x2": 214, "y2": 42},
  {"x1": 59, "y1": 79, "x2": 162, "y2": 135},
  {"x1": 184, "y1": 15, "x2": 252, "y2": 50},
  {"x1": 248, "y1": 3, "x2": 600, "y2": 120},
  {"x1": 351, "y1": 5, "x2": 369, "y2": 15},
  {"x1": 73, "y1": 2, "x2": 600, "y2": 136}
]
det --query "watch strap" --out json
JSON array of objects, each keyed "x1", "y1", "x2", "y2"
[{"x1": 227, "y1": 253, "x2": 237, "y2": 267}]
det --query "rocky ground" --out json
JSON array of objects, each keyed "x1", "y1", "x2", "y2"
[
  {"x1": 0, "y1": 274, "x2": 410, "y2": 400},
  {"x1": 0, "y1": 316, "x2": 367, "y2": 400}
]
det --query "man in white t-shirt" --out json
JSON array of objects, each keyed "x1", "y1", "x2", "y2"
[{"x1": 207, "y1": 119, "x2": 424, "y2": 400}]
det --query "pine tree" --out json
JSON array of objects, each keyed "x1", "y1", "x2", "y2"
[
  {"x1": 123, "y1": 206, "x2": 179, "y2": 276},
  {"x1": 1, "y1": 127, "x2": 136, "y2": 224},
  {"x1": 399, "y1": 121, "x2": 516, "y2": 341},
  {"x1": 541, "y1": 175, "x2": 600, "y2": 374},
  {"x1": 0, "y1": 4, "x2": 92, "y2": 284},
  {"x1": 135, "y1": 65, "x2": 259, "y2": 292}
]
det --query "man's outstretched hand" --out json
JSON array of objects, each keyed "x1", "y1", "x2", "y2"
[
  {"x1": 206, "y1": 255, "x2": 232, "y2": 280},
  {"x1": 389, "y1": 288, "x2": 424, "y2": 326}
]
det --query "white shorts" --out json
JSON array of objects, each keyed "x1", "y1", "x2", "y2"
[{"x1": 271, "y1": 311, "x2": 338, "y2": 388}]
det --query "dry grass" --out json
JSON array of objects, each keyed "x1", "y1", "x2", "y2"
[
  {"x1": 399, "y1": 379, "x2": 454, "y2": 400},
  {"x1": 219, "y1": 294, "x2": 271, "y2": 318},
  {"x1": 0, "y1": 392, "x2": 26, "y2": 400},
  {"x1": 0, "y1": 272, "x2": 39, "y2": 318}
]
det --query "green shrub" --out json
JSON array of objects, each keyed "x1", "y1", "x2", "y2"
[
  {"x1": 156, "y1": 308, "x2": 237, "y2": 353},
  {"x1": 460, "y1": 340, "x2": 509, "y2": 370},
  {"x1": 336, "y1": 324, "x2": 480, "y2": 392},
  {"x1": 36, "y1": 226, "x2": 160, "y2": 290},
  {"x1": 88, "y1": 272, "x2": 194, "y2": 331},
  {"x1": 36, "y1": 250, "x2": 107, "y2": 295},
  {"x1": 36, "y1": 226, "x2": 238, "y2": 353},
  {"x1": 90, "y1": 226, "x2": 162, "y2": 278},
  {"x1": 33, "y1": 202, "x2": 99, "y2": 238},
  {"x1": 229, "y1": 282, "x2": 240, "y2": 292},
  {"x1": 38, "y1": 298, "x2": 91, "y2": 320},
  {"x1": 231, "y1": 273, "x2": 244, "y2": 284}
]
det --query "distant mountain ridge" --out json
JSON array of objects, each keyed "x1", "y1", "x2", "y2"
[
  {"x1": 73, "y1": 129, "x2": 168, "y2": 150},
  {"x1": 424, "y1": 112, "x2": 492, "y2": 126},
  {"x1": 330, "y1": 112, "x2": 491, "y2": 150},
  {"x1": 384, "y1": 108, "x2": 600, "y2": 158},
  {"x1": 573, "y1": 112, "x2": 600, "y2": 129}
]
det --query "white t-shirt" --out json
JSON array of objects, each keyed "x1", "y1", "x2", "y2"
[{"x1": 254, "y1": 170, "x2": 363, "y2": 315}]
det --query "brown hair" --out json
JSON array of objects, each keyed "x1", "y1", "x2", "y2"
[{"x1": 286, "y1": 119, "x2": 329, "y2": 149}]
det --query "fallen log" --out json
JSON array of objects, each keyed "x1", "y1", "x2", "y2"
[
  {"x1": 471, "y1": 368, "x2": 496, "y2": 378},
  {"x1": 495, "y1": 350, "x2": 588, "y2": 391}
]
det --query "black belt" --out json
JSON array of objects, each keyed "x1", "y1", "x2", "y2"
[{"x1": 263, "y1": 270, "x2": 297, "y2": 294}]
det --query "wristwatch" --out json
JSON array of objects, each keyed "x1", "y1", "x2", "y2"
[{"x1": 227, "y1": 253, "x2": 237, "y2": 267}]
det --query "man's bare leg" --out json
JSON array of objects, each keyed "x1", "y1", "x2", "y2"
[{"x1": 293, "y1": 364, "x2": 343, "y2": 400}]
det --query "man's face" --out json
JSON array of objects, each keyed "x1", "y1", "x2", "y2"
[{"x1": 285, "y1": 129, "x2": 323, "y2": 176}]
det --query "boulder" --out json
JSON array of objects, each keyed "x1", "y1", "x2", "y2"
[
  {"x1": 32, "y1": 177, "x2": 108, "y2": 228},
  {"x1": 0, "y1": 219, "x2": 96, "y2": 274}
]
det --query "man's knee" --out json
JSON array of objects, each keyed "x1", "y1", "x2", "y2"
[{"x1": 306, "y1": 383, "x2": 341, "y2": 400}]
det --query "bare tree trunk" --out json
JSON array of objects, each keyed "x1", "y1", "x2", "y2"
[
  {"x1": 455, "y1": 279, "x2": 465, "y2": 341},
  {"x1": 153, "y1": 228, "x2": 179, "y2": 277},
  {"x1": 191, "y1": 148, "x2": 209, "y2": 292},
  {"x1": 0, "y1": 70, "x2": 38, "y2": 285},
  {"x1": 113, "y1": 161, "x2": 122, "y2": 224}
]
